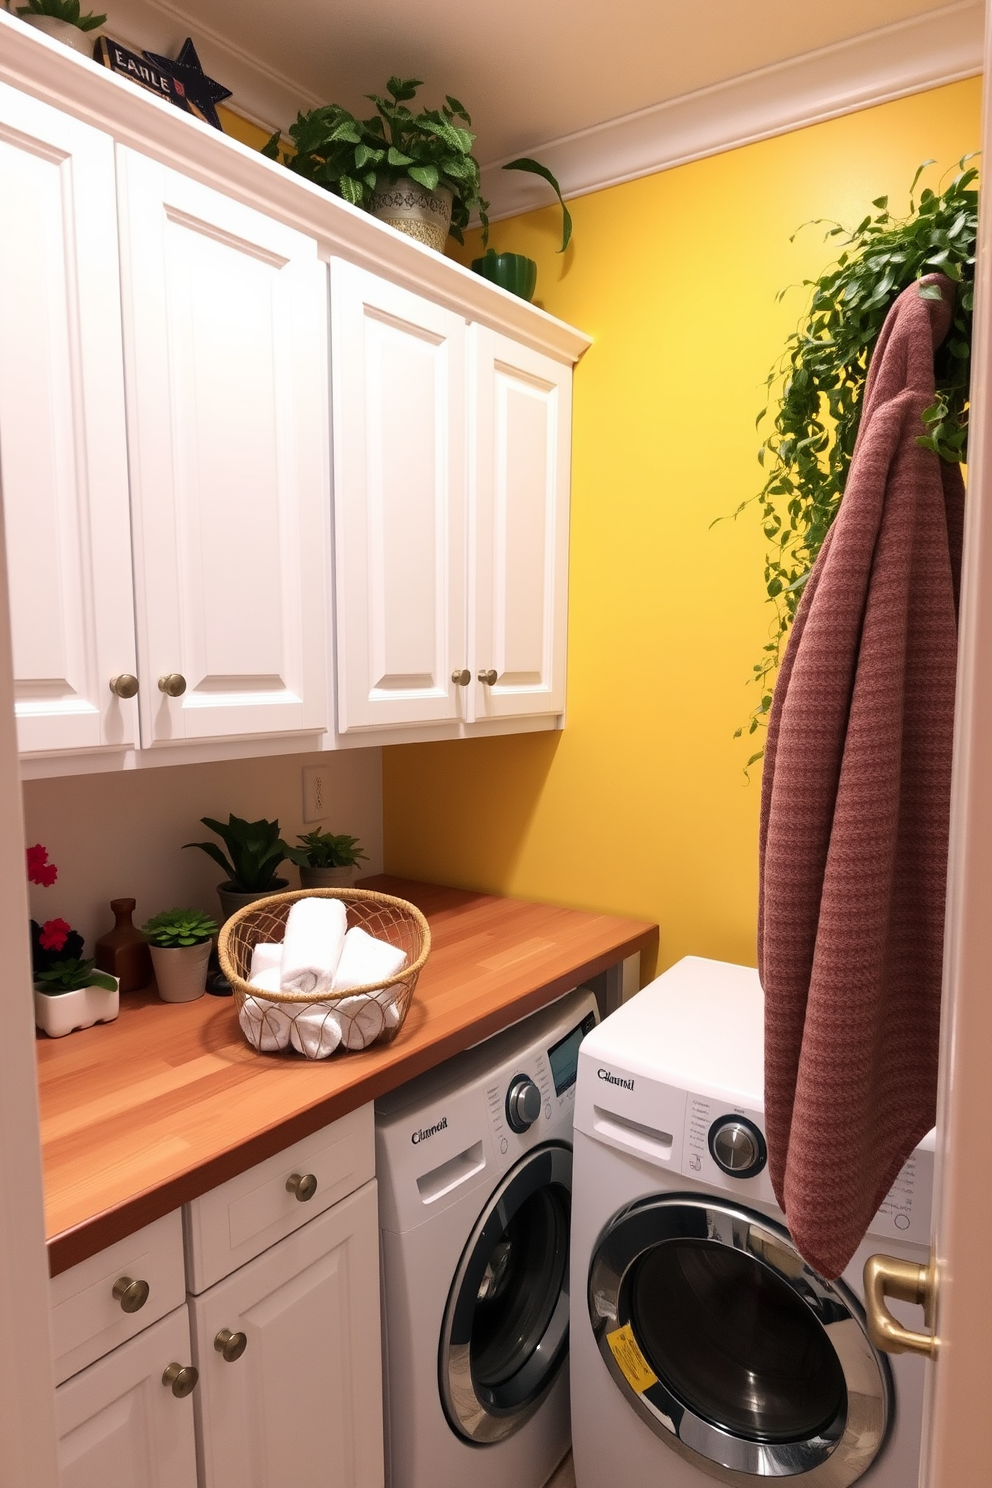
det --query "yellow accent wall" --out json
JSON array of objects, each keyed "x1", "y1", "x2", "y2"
[{"x1": 383, "y1": 79, "x2": 982, "y2": 977}]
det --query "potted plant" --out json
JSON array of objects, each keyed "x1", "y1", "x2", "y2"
[
  {"x1": 141, "y1": 908, "x2": 218, "y2": 1003},
  {"x1": 13, "y1": 0, "x2": 106, "y2": 55},
  {"x1": 471, "y1": 160, "x2": 572, "y2": 302},
  {"x1": 27, "y1": 842, "x2": 119, "y2": 1036},
  {"x1": 287, "y1": 830, "x2": 368, "y2": 889},
  {"x1": 183, "y1": 814, "x2": 294, "y2": 921}
]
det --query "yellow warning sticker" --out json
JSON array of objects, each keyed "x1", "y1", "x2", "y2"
[{"x1": 606, "y1": 1323, "x2": 658, "y2": 1393}]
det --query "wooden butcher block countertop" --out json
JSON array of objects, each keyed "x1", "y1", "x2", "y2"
[{"x1": 37, "y1": 876, "x2": 657, "y2": 1276}]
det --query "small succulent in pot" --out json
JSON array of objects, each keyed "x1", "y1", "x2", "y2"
[
  {"x1": 287, "y1": 830, "x2": 368, "y2": 890},
  {"x1": 34, "y1": 957, "x2": 117, "y2": 994},
  {"x1": 15, "y1": 0, "x2": 107, "y2": 29},
  {"x1": 142, "y1": 907, "x2": 219, "y2": 1004}
]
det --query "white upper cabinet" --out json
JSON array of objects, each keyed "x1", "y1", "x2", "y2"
[
  {"x1": 469, "y1": 327, "x2": 571, "y2": 723},
  {"x1": 116, "y1": 149, "x2": 329, "y2": 747},
  {"x1": 331, "y1": 259, "x2": 467, "y2": 732},
  {"x1": 0, "y1": 83, "x2": 138, "y2": 757}
]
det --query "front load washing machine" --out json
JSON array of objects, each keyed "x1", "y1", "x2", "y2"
[
  {"x1": 570, "y1": 957, "x2": 933, "y2": 1488},
  {"x1": 376, "y1": 987, "x2": 598, "y2": 1488}
]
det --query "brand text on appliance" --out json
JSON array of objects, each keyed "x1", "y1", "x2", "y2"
[
  {"x1": 598, "y1": 1068, "x2": 634, "y2": 1090},
  {"x1": 411, "y1": 1117, "x2": 448, "y2": 1144}
]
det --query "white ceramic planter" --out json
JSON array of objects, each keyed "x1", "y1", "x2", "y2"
[
  {"x1": 150, "y1": 941, "x2": 212, "y2": 1003},
  {"x1": 34, "y1": 978, "x2": 119, "y2": 1038},
  {"x1": 370, "y1": 177, "x2": 453, "y2": 253},
  {"x1": 299, "y1": 865, "x2": 356, "y2": 890},
  {"x1": 18, "y1": 15, "x2": 97, "y2": 55}
]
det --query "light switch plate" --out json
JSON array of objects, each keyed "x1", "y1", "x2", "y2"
[{"x1": 302, "y1": 766, "x2": 328, "y2": 823}]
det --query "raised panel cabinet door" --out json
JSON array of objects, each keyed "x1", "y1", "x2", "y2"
[
  {"x1": 116, "y1": 148, "x2": 329, "y2": 746},
  {"x1": 56, "y1": 1304, "x2": 198, "y2": 1488},
  {"x1": 469, "y1": 327, "x2": 571, "y2": 722},
  {"x1": 189, "y1": 1179, "x2": 383, "y2": 1488},
  {"x1": 330, "y1": 258, "x2": 466, "y2": 731},
  {"x1": 0, "y1": 84, "x2": 138, "y2": 756}
]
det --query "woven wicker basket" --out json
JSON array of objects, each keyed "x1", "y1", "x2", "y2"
[{"x1": 217, "y1": 887, "x2": 430, "y2": 1058}]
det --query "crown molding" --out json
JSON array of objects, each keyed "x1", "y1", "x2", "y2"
[{"x1": 480, "y1": 0, "x2": 985, "y2": 222}]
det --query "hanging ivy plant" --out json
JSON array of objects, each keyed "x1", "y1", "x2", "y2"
[{"x1": 731, "y1": 157, "x2": 978, "y2": 763}]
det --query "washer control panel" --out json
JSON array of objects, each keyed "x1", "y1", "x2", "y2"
[
  {"x1": 708, "y1": 1115, "x2": 767, "y2": 1178},
  {"x1": 506, "y1": 1074, "x2": 542, "y2": 1132},
  {"x1": 682, "y1": 1094, "x2": 776, "y2": 1204},
  {"x1": 485, "y1": 1007, "x2": 597, "y2": 1154}
]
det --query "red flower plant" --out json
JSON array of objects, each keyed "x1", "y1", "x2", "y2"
[
  {"x1": 39, "y1": 918, "x2": 72, "y2": 953},
  {"x1": 27, "y1": 844, "x2": 57, "y2": 887}
]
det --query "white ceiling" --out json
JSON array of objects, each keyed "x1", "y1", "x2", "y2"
[{"x1": 116, "y1": 0, "x2": 957, "y2": 163}]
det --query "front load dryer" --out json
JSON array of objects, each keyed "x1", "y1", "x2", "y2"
[
  {"x1": 570, "y1": 956, "x2": 933, "y2": 1488},
  {"x1": 376, "y1": 986, "x2": 598, "y2": 1488}
]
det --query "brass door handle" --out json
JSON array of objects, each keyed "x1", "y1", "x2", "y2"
[
  {"x1": 112, "y1": 1275, "x2": 150, "y2": 1314},
  {"x1": 162, "y1": 1362, "x2": 199, "y2": 1398},
  {"x1": 863, "y1": 1253, "x2": 937, "y2": 1358},
  {"x1": 286, "y1": 1171, "x2": 317, "y2": 1202},
  {"x1": 158, "y1": 673, "x2": 187, "y2": 697},
  {"x1": 478, "y1": 669, "x2": 498, "y2": 686},
  {"x1": 109, "y1": 674, "x2": 139, "y2": 699},
  {"x1": 451, "y1": 669, "x2": 471, "y2": 686},
  {"x1": 214, "y1": 1328, "x2": 248, "y2": 1362}
]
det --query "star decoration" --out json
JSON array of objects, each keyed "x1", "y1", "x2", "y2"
[{"x1": 142, "y1": 38, "x2": 232, "y2": 131}]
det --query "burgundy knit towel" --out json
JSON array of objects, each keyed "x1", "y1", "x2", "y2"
[{"x1": 758, "y1": 274, "x2": 964, "y2": 1280}]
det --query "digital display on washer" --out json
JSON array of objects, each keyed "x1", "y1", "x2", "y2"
[{"x1": 548, "y1": 1013, "x2": 596, "y2": 1095}]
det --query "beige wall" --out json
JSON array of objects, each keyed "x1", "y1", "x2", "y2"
[{"x1": 22, "y1": 748, "x2": 382, "y2": 950}]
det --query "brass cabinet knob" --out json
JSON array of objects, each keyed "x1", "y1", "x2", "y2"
[
  {"x1": 478, "y1": 669, "x2": 498, "y2": 686},
  {"x1": 286, "y1": 1171, "x2": 317, "y2": 1202},
  {"x1": 158, "y1": 673, "x2": 187, "y2": 697},
  {"x1": 112, "y1": 1275, "x2": 150, "y2": 1314},
  {"x1": 162, "y1": 1362, "x2": 199, "y2": 1398},
  {"x1": 109, "y1": 674, "x2": 139, "y2": 699},
  {"x1": 214, "y1": 1328, "x2": 248, "y2": 1363},
  {"x1": 451, "y1": 669, "x2": 471, "y2": 687}
]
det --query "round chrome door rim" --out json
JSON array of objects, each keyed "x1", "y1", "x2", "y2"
[
  {"x1": 588, "y1": 1194, "x2": 892, "y2": 1486},
  {"x1": 439, "y1": 1143, "x2": 572, "y2": 1444}
]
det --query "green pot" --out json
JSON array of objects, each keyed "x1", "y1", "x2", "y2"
[{"x1": 471, "y1": 250, "x2": 537, "y2": 302}]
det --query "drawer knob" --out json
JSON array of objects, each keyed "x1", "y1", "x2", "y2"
[
  {"x1": 158, "y1": 673, "x2": 187, "y2": 697},
  {"x1": 286, "y1": 1171, "x2": 317, "y2": 1202},
  {"x1": 162, "y1": 1362, "x2": 199, "y2": 1399},
  {"x1": 214, "y1": 1328, "x2": 248, "y2": 1363},
  {"x1": 478, "y1": 669, "x2": 498, "y2": 686},
  {"x1": 451, "y1": 669, "x2": 471, "y2": 686},
  {"x1": 109, "y1": 674, "x2": 139, "y2": 699},
  {"x1": 112, "y1": 1276, "x2": 150, "y2": 1314}
]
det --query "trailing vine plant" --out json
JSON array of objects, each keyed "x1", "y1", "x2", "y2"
[{"x1": 732, "y1": 157, "x2": 978, "y2": 766}]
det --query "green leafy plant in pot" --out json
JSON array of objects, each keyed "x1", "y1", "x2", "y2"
[
  {"x1": 287, "y1": 830, "x2": 368, "y2": 889},
  {"x1": 142, "y1": 908, "x2": 219, "y2": 1004},
  {"x1": 14, "y1": 0, "x2": 107, "y2": 55},
  {"x1": 472, "y1": 160, "x2": 573, "y2": 302},
  {"x1": 183, "y1": 814, "x2": 293, "y2": 922}
]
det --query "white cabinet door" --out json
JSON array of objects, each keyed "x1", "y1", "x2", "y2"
[
  {"x1": 331, "y1": 258, "x2": 466, "y2": 732},
  {"x1": 189, "y1": 1179, "x2": 383, "y2": 1488},
  {"x1": 469, "y1": 327, "x2": 571, "y2": 722},
  {"x1": 56, "y1": 1304, "x2": 198, "y2": 1488},
  {"x1": 116, "y1": 149, "x2": 329, "y2": 747},
  {"x1": 0, "y1": 83, "x2": 138, "y2": 756}
]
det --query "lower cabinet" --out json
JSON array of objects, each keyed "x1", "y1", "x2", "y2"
[
  {"x1": 188, "y1": 1179, "x2": 383, "y2": 1488},
  {"x1": 55, "y1": 1305, "x2": 199, "y2": 1488}
]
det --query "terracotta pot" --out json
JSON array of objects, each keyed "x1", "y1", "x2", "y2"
[
  {"x1": 217, "y1": 880, "x2": 289, "y2": 924},
  {"x1": 150, "y1": 941, "x2": 212, "y2": 1003},
  {"x1": 370, "y1": 176, "x2": 453, "y2": 253},
  {"x1": 298, "y1": 865, "x2": 357, "y2": 890},
  {"x1": 19, "y1": 15, "x2": 97, "y2": 55},
  {"x1": 34, "y1": 978, "x2": 119, "y2": 1038}
]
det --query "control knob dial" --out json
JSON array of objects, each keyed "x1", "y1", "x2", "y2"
[
  {"x1": 707, "y1": 1115, "x2": 767, "y2": 1178},
  {"x1": 505, "y1": 1074, "x2": 542, "y2": 1133}
]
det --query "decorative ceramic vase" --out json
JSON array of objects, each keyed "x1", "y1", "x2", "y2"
[
  {"x1": 298, "y1": 864, "x2": 357, "y2": 890},
  {"x1": 19, "y1": 16, "x2": 97, "y2": 55},
  {"x1": 216, "y1": 880, "x2": 289, "y2": 924},
  {"x1": 471, "y1": 250, "x2": 538, "y2": 302},
  {"x1": 34, "y1": 977, "x2": 120, "y2": 1038},
  {"x1": 370, "y1": 176, "x2": 453, "y2": 253},
  {"x1": 150, "y1": 941, "x2": 212, "y2": 1003},
  {"x1": 95, "y1": 897, "x2": 153, "y2": 992}
]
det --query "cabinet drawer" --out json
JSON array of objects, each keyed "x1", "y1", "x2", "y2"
[
  {"x1": 184, "y1": 1103, "x2": 374, "y2": 1293},
  {"x1": 50, "y1": 1211, "x2": 185, "y2": 1385}
]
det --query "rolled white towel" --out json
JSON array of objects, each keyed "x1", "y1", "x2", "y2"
[
  {"x1": 239, "y1": 969, "x2": 293, "y2": 1053},
  {"x1": 290, "y1": 1004, "x2": 344, "y2": 1060},
  {"x1": 335, "y1": 993, "x2": 387, "y2": 1050},
  {"x1": 249, "y1": 942, "x2": 283, "y2": 981},
  {"x1": 280, "y1": 897, "x2": 347, "y2": 996},
  {"x1": 332, "y1": 926, "x2": 407, "y2": 993}
]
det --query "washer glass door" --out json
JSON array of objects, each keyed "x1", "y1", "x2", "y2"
[
  {"x1": 440, "y1": 1143, "x2": 571, "y2": 1443},
  {"x1": 589, "y1": 1196, "x2": 891, "y2": 1486}
]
